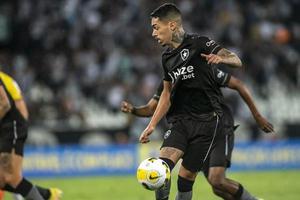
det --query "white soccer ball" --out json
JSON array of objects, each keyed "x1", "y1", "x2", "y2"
[{"x1": 136, "y1": 157, "x2": 171, "y2": 191}]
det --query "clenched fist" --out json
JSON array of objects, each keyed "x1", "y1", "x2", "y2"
[{"x1": 121, "y1": 101, "x2": 134, "y2": 113}]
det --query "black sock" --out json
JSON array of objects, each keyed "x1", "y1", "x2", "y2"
[
  {"x1": 177, "y1": 176, "x2": 194, "y2": 192},
  {"x1": 4, "y1": 181, "x2": 50, "y2": 199},
  {"x1": 36, "y1": 185, "x2": 51, "y2": 199},
  {"x1": 14, "y1": 178, "x2": 33, "y2": 197},
  {"x1": 233, "y1": 184, "x2": 244, "y2": 199},
  {"x1": 159, "y1": 157, "x2": 175, "y2": 171},
  {"x1": 3, "y1": 184, "x2": 15, "y2": 192}
]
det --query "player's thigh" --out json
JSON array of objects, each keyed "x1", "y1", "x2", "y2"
[
  {"x1": 160, "y1": 147, "x2": 184, "y2": 164},
  {"x1": 182, "y1": 118, "x2": 220, "y2": 172},
  {"x1": 0, "y1": 152, "x2": 13, "y2": 173},
  {"x1": 209, "y1": 131, "x2": 235, "y2": 169},
  {"x1": 160, "y1": 120, "x2": 188, "y2": 164},
  {"x1": 11, "y1": 149, "x2": 23, "y2": 177},
  {"x1": 207, "y1": 166, "x2": 227, "y2": 186},
  {"x1": 161, "y1": 121, "x2": 188, "y2": 151}
]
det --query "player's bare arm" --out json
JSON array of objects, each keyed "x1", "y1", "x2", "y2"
[
  {"x1": 139, "y1": 81, "x2": 172, "y2": 143},
  {"x1": 228, "y1": 76, "x2": 274, "y2": 133},
  {"x1": 201, "y1": 48, "x2": 242, "y2": 68},
  {"x1": 0, "y1": 86, "x2": 11, "y2": 119},
  {"x1": 15, "y1": 100, "x2": 29, "y2": 120},
  {"x1": 121, "y1": 99, "x2": 158, "y2": 117}
]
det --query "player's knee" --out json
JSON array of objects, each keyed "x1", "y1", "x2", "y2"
[
  {"x1": 0, "y1": 175, "x2": 5, "y2": 189},
  {"x1": 208, "y1": 174, "x2": 225, "y2": 189},
  {"x1": 0, "y1": 154, "x2": 12, "y2": 171},
  {"x1": 211, "y1": 187, "x2": 223, "y2": 196},
  {"x1": 178, "y1": 165, "x2": 197, "y2": 181}
]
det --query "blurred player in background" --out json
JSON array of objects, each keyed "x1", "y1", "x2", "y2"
[
  {"x1": 0, "y1": 71, "x2": 62, "y2": 200},
  {"x1": 135, "y1": 3, "x2": 273, "y2": 200}
]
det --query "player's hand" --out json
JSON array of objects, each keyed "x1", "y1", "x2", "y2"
[
  {"x1": 121, "y1": 101, "x2": 133, "y2": 113},
  {"x1": 201, "y1": 53, "x2": 223, "y2": 65},
  {"x1": 255, "y1": 115, "x2": 274, "y2": 133},
  {"x1": 139, "y1": 126, "x2": 155, "y2": 144}
]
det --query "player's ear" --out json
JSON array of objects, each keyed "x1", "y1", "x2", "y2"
[{"x1": 169, "y1": 21, "x2": 177, "y2": 31}]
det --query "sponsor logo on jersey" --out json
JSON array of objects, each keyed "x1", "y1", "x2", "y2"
[
  {"x1": 206, "y1": 39, "x2": 216, "y2": 47},
  {"x1": 217, "y1": 69, "x2": 225, "y2": 78},
  {"x1": 168, "y1": 65, "x2": 195, "y2": 83},
  {"x1": 164, "y1": 130, "x2": 172, "y2": 139},
  {"x1": 180, "y1": 49, "x2": 189, "y2": 61}
]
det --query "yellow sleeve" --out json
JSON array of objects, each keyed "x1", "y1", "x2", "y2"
[
  {"x1": 0, "y1": 73, "x2": 23, "y2": 100},
  {"x1": 10, "y1": 80, "x2": 23, "y2": 100}
]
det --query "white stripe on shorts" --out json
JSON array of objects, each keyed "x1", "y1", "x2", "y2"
[
  {"x1": 225, "y1": 134, "x2": 228, "y2": 156},
  {"x1": 13, "y1": 120, "x2": 18, "y2": 145},
  {"x1": 203, "y1": 115, "x2": 219, "y2": 164}
]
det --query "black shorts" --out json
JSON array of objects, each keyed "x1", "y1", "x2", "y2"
[
  {"x1": 202, "y1": 115, "x2": 236, "y2": 177},
  {"x1": 161, "y1": 115, "x2": 220, "y2": 172},
  {"x1": 0, "y1": 120, "x2": 28, "y2": 156}
]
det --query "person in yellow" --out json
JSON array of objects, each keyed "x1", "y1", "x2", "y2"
[{"x1": 0, "y1": 71, "x2": 62, "y2": 200}]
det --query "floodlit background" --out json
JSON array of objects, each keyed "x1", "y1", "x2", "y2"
[{"x1": 0, "y1": 0, "x2": 299, "y2": 199}]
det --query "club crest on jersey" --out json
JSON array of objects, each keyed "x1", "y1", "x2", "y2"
[
  {"x1": 180, "y1": 49, "x2": 189, "y2": 61},
  {"x1": 164, "y1": 130, "x2": 172, "y2": 139}
]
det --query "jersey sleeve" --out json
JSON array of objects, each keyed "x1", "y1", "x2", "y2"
[
  {"x1": 212, "y1": 67, "x2": 231, "y2": 87},
  {"x1": 10, "y1": 80, "x2": 23, "y2": 100},
  {"x1": 0, "y1": 73, "x2": 23, "y2": 100},
  {"x1": 152, "y1": 81, "x2": 163, "y2": 101},
  {"x1": 198, "y1": 36, "x2": 223, "y2": 55}
]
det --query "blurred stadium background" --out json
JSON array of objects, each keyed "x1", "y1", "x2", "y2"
[{"x1": 0, "y1": 0, "x2": 299, "y2": 199}]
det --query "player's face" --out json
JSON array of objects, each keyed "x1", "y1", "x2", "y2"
[{"x1": 151, "y1": 17, "x2": 173, "y2": 47}]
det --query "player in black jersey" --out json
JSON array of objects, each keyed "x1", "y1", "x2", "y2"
[
  {"x1": 0, "y1": 72, "x2": 62, "y2": 200},
  {"x1": 123, "y1": 79, "x2": 271, "y2": 200},
  {"x1": 138, "y1": 3, "x2": 273, "y2": 200}
]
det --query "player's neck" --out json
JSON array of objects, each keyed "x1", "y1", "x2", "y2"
[{"x1": 170, "y1": 28, "x2": 185, "y2": 49}]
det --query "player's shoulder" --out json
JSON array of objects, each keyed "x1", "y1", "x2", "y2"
[
  {"x1": 0, "y1": 72, "x2": 14, "y2": 85},
  {"x1": 186, "y1": 34, "x2": 216, "y2": 49},
  {"x1": 186, "y1": 33, "x2": 210, "y2": 42},
  {"x1": 0, "y1": 71, "x2": 14, "y2": 81}
]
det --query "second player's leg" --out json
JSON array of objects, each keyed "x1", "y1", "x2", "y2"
[
  {"x1": 208, "y1": 166, "x2": 260, "y2": 200},
  {"x1": 175, "y1": 165, "x2": 197, "y2": 200},
  {"x1": 207, "y1": 166, "x2": 236, "y2": 200}
]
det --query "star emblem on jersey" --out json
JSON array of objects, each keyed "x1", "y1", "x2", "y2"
[
  {"x1": 180, "y1": 49, "x2": 189, "y2": 61},
  {"x1": 164, "y1": 130, "x2": 172, "y2": 139}
]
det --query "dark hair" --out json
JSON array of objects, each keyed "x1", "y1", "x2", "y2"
[{"x1": 150, "y1": 3, "x2": 181, "y2": 21}]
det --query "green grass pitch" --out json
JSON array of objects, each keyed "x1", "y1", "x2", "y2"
[{"x1": 4, "y1": 170, "x2": 299, "y2": 200}]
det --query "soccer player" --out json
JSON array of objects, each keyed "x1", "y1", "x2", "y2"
[
  {"x1": 0, "y1": 71, "x2": 62, "y2": 200},
  {"x1": 138, "y1": 3, "x2": 273, "y2": 200},
  {"x1": 122, "y1": 79, "x2": 270, "y2": 200}
]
